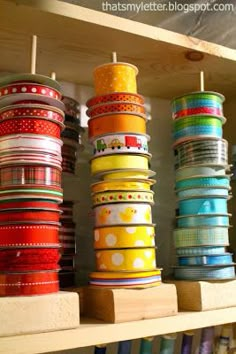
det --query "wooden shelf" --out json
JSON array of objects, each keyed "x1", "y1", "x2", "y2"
[
  {"x1": 1, "y1": 307, "x2": 236, "y2": 354},
  {"x1": 0, "y1": 0, "x2": 236, "y2": 98}
]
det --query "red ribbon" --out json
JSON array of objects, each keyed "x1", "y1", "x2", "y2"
[
  {"x1": 0, "y1": 248, "x2": 60, "y2": 271},
  {"x1": 0, "y1": 200, "x2": 60, "y2": 210},
  {"x1": 0, "y1": 105, "x2": 64, "y2": 124},
  {"x1": 0, "y1": 224, "x2": 60, "y2": 247},
  {"x1": 0, "y1": 83, "x2": 61, "y2": 101},
  {"x1": 0, "y1": 210, "x2": 60, "y2": 223},
  {"x1": 0, "y1": 271, "x2": 59, "y2": 296},
  {"x1": 173, "y1": 107, "x2": 222, "y2": 119},
  {"x1": 0, "y1": 118, "x2": 62, "y2": 138}
]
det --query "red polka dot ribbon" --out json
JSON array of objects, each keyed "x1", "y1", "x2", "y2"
[
  {"x1": 0, "y1": 118, "x2": 62, "y2": 138},
  {"x1": 0, "y1": 248, "x2": 60, "y2": 271},
  {"x1": 0, "y1": 165, "x2": 61, "y2": 187},
  {"x1": 0, "y1": 83, "x2": 61, "y2": 101},
  {"x1": 0, "y1": 270, "x2": 59, "y2": 296},
  {"x1": 0, "y1": 224, "x2": 60, "y2": 247},
  {"x1": 0, "y1": 104, "x2": 64, "y2": 124}
]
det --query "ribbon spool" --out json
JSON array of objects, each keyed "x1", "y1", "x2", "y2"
[
  {"x1": 0, "y1": 200, "x2": 60, "y2": 211},
  {"x1": 87, "y1": 102, "x2": 146, "y2": 119},
  {"x1": 0, "y1": 248, "x2": 60, "y2": 271},
  {"x1": 92, "y1": 190, "x2": 154, "y2": 206},
  {"x1": 91, "y1": 133, "x2": 149, "y2": 157},
  {"x1": 95, "y1": 248, "x2": 156, "y2": 271},
  {"x1": 178, "y1": 253, "x2": 233, "y2": 266},
  {"x1": 0, "y1": 118, "x2": 63, "y2": 138},
  {"x1": 0, "y1": 165, "x2": 61, "y2": 187},
  {"x1": 0, "y1": 134, "x2": 63, "y2": 156},
  {"x1": 91, "y1": 179, "x2": 155, "y2": 193},
  {"x1": 94, "y1": 203, "x2": 152, "y2": 227},
  {"x1": 173, "y1": 115, "x2": 225, "y2": 145},
  {"x1": 0, "y1": 82, "x2": 64, "y2": 110},
  {"x1": 87, "y1": 92, "x2": 144, "y2": 108},
  {"x1": 0, "y1": 73, "x2": 61, "y2": 91},
  {"x1": 0, "y1": 223, "x2": 60, "y2": 248},
  {"x1": 174, "y1": 227, "x2": 229, "y2": 248},
  {"x1": 174, "y1": 139, "x2": 228, "y2": 168},
  {"x1": 93, "y1": 62, "x2": 138, "y2": 95},
  {"x1": 0, "y1": 185, "x2": 63, "y2": 204},
  {"x1": 178, "y1": 197, "x2": 228, "y2": 215},
  {"x1": 171, "y1": 91, "x2": 225, "y2": 119},
  {"x1": 176, "y1": 176, "x2": 230, "y2": 190},
  {"x1": 174, "y1": 265, "x2": 235, "y2": 280},
  {"x1": 0, "y1": 209, "x2": 61, "y2": 223},
  {"x1": 94, "y1": 225, "x2": 155, "y2": 249},
  {"x1": 0, "y1": 104, "x2": 65, "y2": 124},
  {"x1": 0, "y1": 270, "x2": 59, "y2": 296},
  {"x1": 177, "y1": 187, "x2": 230, "y2": 199},
  {"x1": 0, "y1": 152, "x2": 62, "y2": 169},
  {"x1": 62, "y1": 96, "x2": 80, "y2": 119},
  {"x1": 175, "y1": 165, "x2": 229, "y2": 181},
  {"x1": 90, "y1": 154, "x2": 150, "y2": 176},
  {"x1": 176, "y1": 214, "x2": 231, "y2": 228},
  {"x1": 100, "y1": 169, "x2": 155, "y2": 180},
  {"x1": 88, "y1": 114, "x2": 146, "y2": 139},
  {"x1": 89, "y1": 269, "x2": 162, "y2": 288},
  {"x1": 176, "y1": 246, "x2": 226, "y2": 256}
]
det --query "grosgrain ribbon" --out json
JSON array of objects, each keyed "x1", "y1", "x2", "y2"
[
  {"x1": 87, "y1": 102, "x2": 146, "y2": 119},
  {"x1": 0, "y1": 271, "x2": 59, "y2": 296},
  {"x1": 0, "y1": 224, "x2": 60, "y2": 247},
  {"x1": 0, "y1": 83, "x2": 61, "y2": 101}
]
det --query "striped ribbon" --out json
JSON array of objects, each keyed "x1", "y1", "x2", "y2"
[
  {"x1": 174, "y1": 265, "x2": 235, "y2": 280},
  {"x1": 176, "y1": 246, "x2": 226, "y2": 256}
]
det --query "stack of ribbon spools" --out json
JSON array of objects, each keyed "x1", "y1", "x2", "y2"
[
  {"x1": 172, "y1": 89, "x2": 235, "y2": 280},
  {"x1": 59, "y1": 201, "x2": 76, "y2": 287},
  {"x1": 86, "y1": 57, "x2": 162, "y2": 288},
  {"x1": 61, "y1": 96, "x2": 84, "y2": 174},
  {"x1": 0, "y1": 73, "x2": 64, "y2": 295}
]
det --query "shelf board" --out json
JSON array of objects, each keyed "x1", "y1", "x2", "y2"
[
  {"x1": 1, "y1": 307, "x2": 236, "y2": 353},
  {"x1": 1, "y1": 0, "x2": 236, "y2": 98}
]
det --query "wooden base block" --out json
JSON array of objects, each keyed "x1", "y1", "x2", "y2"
[
  {"x1": 0, "y1": 291, "x2": 80, "y2": 337},
  {"x1": 169, "y1": 280, "x2": 236, "y2": 311},
  {"x1": 82, "y1": 284, "x2": 178, "y2": 323}
]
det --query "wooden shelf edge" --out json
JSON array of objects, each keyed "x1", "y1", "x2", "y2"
[
  {"x1": 1, "y1": 307, "x2": 236, "y2": 354},
  {"x1": 7, "y1": 0, "x2": 236, "y2": 61}
]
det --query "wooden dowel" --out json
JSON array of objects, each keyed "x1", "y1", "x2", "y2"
[
  {"x1": 200, "y1": 70, "x2": 205, "y2": 91},
  {"x1": 112, "y1": 52, "x2": 117, "y2": 63},
  {"x1": 31, "y1": 35, "x2": 37, "y2": 75},
  {"x1": 51, "y1": 72, "x2": 56, "y2": 80}
]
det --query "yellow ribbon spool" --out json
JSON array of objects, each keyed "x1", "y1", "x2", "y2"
[
  {"x1": 90, "y1": 154, "x2": 150, "y2": 176},
  {"x1": 91, "y1": 179, "x2": 156, "y2": 193},
  {"x1": 94, "y1": 62, "x2": 138, "y2": 95},
  {"x1": 95, "y1": 248, "x2": 156, "y2": 271},
  {"x1": 92, "y1": 190, "x2": 154, "y2": 206},
  {"x1": 94, "y1": 225, "x2": 155, "y2": 249},
  {"x1": 102, "y1": 169, "x2": 156, "y2": 180}
]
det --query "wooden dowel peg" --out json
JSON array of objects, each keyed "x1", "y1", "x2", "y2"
[
  {"x1": 31, "y1": 35, "x2": 37, "y2": 75},
  {"x1": 200, "y1": 71, "x2": 205, "y2": 91},
  {"x1": 51, "y1": 72, "x2": 56, "y2": 80},
  {"x1": 112, "y1": 52, "x2": 117, "y2": 63}
]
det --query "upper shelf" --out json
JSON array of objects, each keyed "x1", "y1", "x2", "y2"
[
  {"x1": 1, "y1": 307, "x2": 236, "y2": 354},
  {"x1": 0, "y1": 0, "x2": 236, "y2": 98}
]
